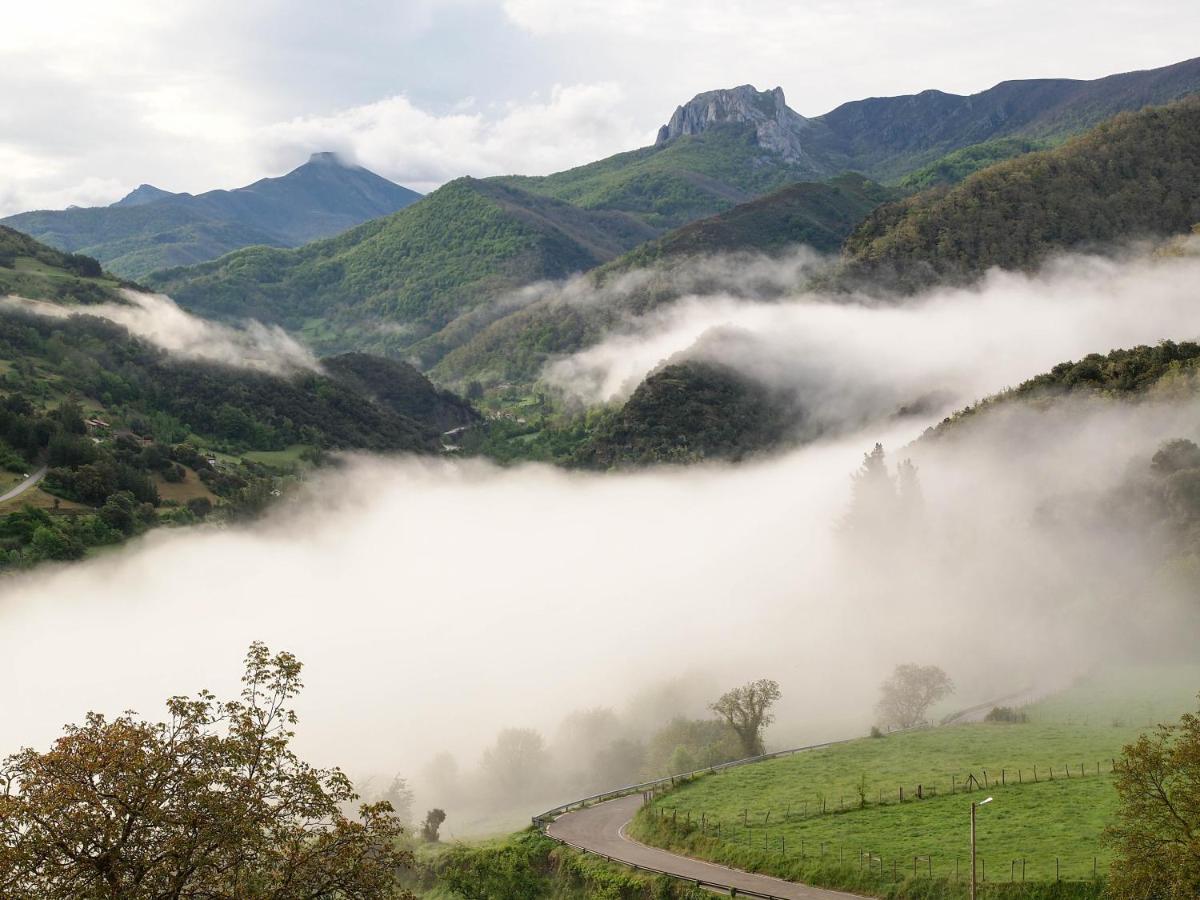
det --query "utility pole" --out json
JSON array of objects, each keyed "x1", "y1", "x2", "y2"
[
  {"x1": 970, "y1": 801, "x2": 977, "y2": 900},
  {"x1": 971, "y1": 797, "x2": 992, "y2": 900}
]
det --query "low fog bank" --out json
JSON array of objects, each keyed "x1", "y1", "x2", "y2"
[
  {"x1": 1, "y1": 390, "x2": 1197, "y2": 830},
  {"x1": 545, "y1": 251, "x2": 1200, "y2": 436},
  {"x1": 1, "y1": 245, "x2": 1199, "y2": 833},
  {"x1": 0, "y1": 289, "x2": 319, "y2": 374}
]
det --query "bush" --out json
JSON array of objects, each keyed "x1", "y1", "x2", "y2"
[{"x1": 984, "y1": 706, "x2": 1029, "y2": 723}]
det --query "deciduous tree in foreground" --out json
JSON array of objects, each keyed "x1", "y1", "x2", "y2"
[
  {"x1": 1107, "y1": 697, "x2": 1200, "y2": 899},
  {"x1": 875, "y1": 663, "x2": 954, "y2": 730},
  {"x1": 710, "y1": 679, "x2": 781, "y2": 758},
  {"x1": 0, "y1": 642, "x2": 414, "y2": 900}
]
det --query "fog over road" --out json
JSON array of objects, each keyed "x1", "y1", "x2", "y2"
[{"x1": 547, "y1": 794, "x2": 865, "y2": 899}]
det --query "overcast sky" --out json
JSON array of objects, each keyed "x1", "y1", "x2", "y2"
[{"x1": 1, "y1": 0, "x2": 1197, "y2": 215}]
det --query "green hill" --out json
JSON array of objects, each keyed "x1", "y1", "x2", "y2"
[
  {"x1": 574, "y1": 361, "x2": 790, "y2": 468},
  {"x1": 493, "y1": 122, "x2": 825, "y2": 231},
  {"x1": 2, "y1": 153, "x2": 421, "y2": 280},
  {"x1": 0, "y1": 231, "x2": 476, "y2": 567},
  {"x1": 431, "y1": 176, "x2": 893, "y2": 392},
  {"x1": 0, "y1": 226, "x2": 129, "y2": 305},
  {"x1": 842, "y1": 98, "x2": 1200, "y2": 288},
  {"x1": 148, "y1": 177, "x2": 657, "y2": 365}
]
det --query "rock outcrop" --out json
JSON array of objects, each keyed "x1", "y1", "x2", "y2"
[{"x1": 655, "y1": 85, "x2": 819, "y2": 165}]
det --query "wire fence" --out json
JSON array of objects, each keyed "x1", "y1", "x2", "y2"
[{"x1": 648, "y1": 805, "x2": 1108, "y2": 883}]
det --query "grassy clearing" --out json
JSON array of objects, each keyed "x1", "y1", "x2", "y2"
[
  {"x1": 632, "y1": 724, "x2": 1129, "y2": 882},
  {"x1": 240, "y1": 444, "x2": 313, "y2": 467}
]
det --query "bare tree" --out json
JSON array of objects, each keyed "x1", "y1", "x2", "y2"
[
  {"x1": 875, "y1": 664, "x2": 954, "y2": 729},
  {"x1": 710, "y1": 679, "x2": 781, "y2": 758},
  {"x1": 1106, "y1": 700, "x2": 1200, "y2": 898}
]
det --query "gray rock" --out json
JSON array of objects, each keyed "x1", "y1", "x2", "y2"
[{"x1": 655, "y1": 85, "x2": 819, "y2": 165}]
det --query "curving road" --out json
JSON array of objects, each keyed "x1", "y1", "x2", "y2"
[
  {"x1": 0, "y1": 467, "x2": 47, "y2": 504},
  {"x1": 547, "y1": 794, "x2": 864, "y2": 899}
]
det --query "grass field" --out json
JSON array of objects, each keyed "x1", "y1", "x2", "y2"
[{"x1": 628, "y1": 665, "x2": 1200, "y2": 894}]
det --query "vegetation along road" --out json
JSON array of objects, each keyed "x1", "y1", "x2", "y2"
[{"x1": 548, "y1": 794, "x2": 864, "y2": 899}]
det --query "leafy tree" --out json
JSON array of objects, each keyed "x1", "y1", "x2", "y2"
[
  {"x1": 480, "y1": 728, "x2": 549, "y2": 803},
  {"x1": 1152, "y1": 438, "x2": 1200, "y2": 475},
  {"x1": 0, "y1": 642, "x2": 414, "y2": 899},
  {"x1": 709, "y1": 679, "x2": 781, "y2": 758},
  {"x1": 1106, "y1": 697, "x2": 1200, "y2": 898},
  {"x1": 875, "y1": 664, "x2": 955, "y2": 729},
  {"x1": 421, "y1": 808, "x2": 447, "y2": 843}
]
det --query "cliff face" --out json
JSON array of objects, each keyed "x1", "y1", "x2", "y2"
[{"x1": 655, "y1": 85, "x2": 824, "y2": 167}]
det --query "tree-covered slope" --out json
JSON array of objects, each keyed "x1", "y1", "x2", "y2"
[
  {"x1": 148, "y1": 177, "x2": 657, "y2": 363},
  {"x1": 925, "y1": 341, "x2": 1200, "y2": 442},
  {"x1": 842, "y1": 98, "x2": 1200, "y2": 288},
  {"x1": 2, "y1": 153, "x2": 421, "y2": 280},
  {"x1": 0, "y1": 229, "x2": 481, "y2": 565},
  {"x1": 0, "y1": 226, "x2": 129, "y2": 305},
  {"x1": 430, "y1": 176, "x2": 890, "y2": 391},
  {"x1": 603, "y1": 173, "x2": 897, "y2": 270},
  {"x1": 574, "y1": 361, "x2": 790, "y2": 468}
]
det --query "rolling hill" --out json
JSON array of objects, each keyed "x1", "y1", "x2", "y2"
[{"x1": 2, "y1": 153, "x2": 420, "y2": 279}]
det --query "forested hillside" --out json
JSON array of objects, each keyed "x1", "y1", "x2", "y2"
[
  {"x1": 0, "y1": 226, "x2": 130, "y2": 305},
  {"x1": 0, "y1": 232, "x2": 477, "y2": 567},
  {"x1": 842, "y1": 98, "x2": 1200, "y2": 287}
]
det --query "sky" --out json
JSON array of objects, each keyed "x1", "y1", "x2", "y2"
[{"x1": 1, "y1": 1, "x2": 1198, "y2": 214}]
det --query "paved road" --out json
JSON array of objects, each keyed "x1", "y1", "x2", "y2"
[
  {"x1": 547, "y1": 794, "x2": 863, "y2": 899},
  {"x1": 0, "y1": 467, "x2": 47, "y2": 504}
]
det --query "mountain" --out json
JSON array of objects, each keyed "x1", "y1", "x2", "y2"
[
  {"x1": 1, "y1": 153, "x2": 421, "y2": 279},
  {"x1": 148, "y1": 177, "x2": 657, "y2": 364},
  {"x1": 498, "y1": 56, "x2": 1200, "y2": 224},
  {"x1": 841, "y1": 97, "x2": 1200, "y2": 288}
]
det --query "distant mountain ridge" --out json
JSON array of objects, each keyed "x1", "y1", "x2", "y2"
[
  {"x1": 1, "y1": 153, "x2": 421, "y2": 279},
  {"x1": 651, "y1": 55, "x2": 1200, "y2": 183}
]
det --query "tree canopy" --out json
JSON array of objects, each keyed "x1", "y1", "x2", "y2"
[
  {"x1": 709, "y1": 679, "x2": 782, "y2": 758},
  {"x1": 0, "y1": 643, "x2": 413, "y2": 900}
]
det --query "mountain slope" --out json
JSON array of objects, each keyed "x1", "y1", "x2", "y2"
[
  {"x1": 0, "y1": 226, "x2": 128, "y2": 305},
  {"x1": 148, "y1": 177, "x2": 657, "y2": 364},
  {"x1": 574, "y1": 360, "x2": 790, "y2": 467},
  {"x1": 495, "y1": 56, "x2": 1200, "y2": 222},
  {"x1": 841, "y1": 97, "x2": 1200, "y2": 287},
  {"x1": 493, "y1": 100, "x2": 832, "y2": 230},
  {"x1": 432, "y1": 174, "x2": 893, "y2": 389},
  {"x1": 2, "y1": 153, "x2": 421, "y2": 279}
]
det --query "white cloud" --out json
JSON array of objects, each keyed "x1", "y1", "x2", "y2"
[{"x1": 260, "y1": 82, "x2": 648, "y2": 192}]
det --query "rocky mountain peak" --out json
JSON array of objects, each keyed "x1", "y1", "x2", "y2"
[
  {"x1": 655, "y1": 85, "x2": 814, "y2": 162},
  {"x1": 111, "y1": 184, "x2": 178, "y2": 208}
]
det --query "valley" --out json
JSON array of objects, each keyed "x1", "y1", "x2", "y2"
[{"x1": 1, "y1": 20, "x2": 1199, "y2": 900}]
